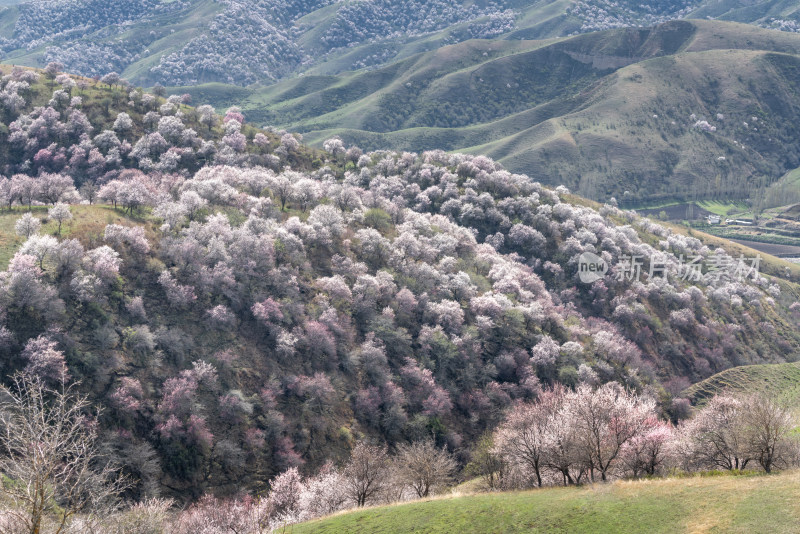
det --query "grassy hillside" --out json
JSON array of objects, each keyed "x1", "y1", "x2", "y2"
[
  {"x1": 764, "y1": 166, "x2": 800, "y2": 208},
  {"x1": 177, "y1": 20, "x2": 800, "y2": 202},
  {"x1": 689, "y1": 0, "x2": 800, "y2": 25},
  {"x1": 293, "y1": 470, "x2": 800, "y2": 533},
  {"x1": 684, "y1": 361, "x2": 800, "y2": 405},
  {"x1": 0, "y1": 204, "x2": 146, "y2": 269}
]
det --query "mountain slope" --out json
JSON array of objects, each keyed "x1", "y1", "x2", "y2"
[
  {"x1": 2, "y1": 64, "x2": 800, "y2": 500},
  {"x1": 185, "y1": 20, "x2": 800, "y2": 202},
  {"x1": 2, "y1": 0, "x2": 800, "y2": 87},
  {"x1": 684, "y1": 360, "x2": 800, "y2": 405}
]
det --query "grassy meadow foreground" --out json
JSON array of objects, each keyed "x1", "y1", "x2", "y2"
[{"x1": 294, "y1": 471, "x2": 800, "y2": 534}]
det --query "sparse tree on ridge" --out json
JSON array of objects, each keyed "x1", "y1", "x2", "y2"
[
  {"x1": 49, "y1": 202, "x2": 72, "y2": 236},
  {"x1": 197, "y1": 105, "x2": 216, "y2": 132},
  {"x1": 15, "y1": 212, "x2": 41, "y2": 238}
]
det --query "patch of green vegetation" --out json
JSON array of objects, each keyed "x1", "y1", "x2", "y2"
[
  {"x1": 0, "y1": 205, "x2": 151, "y2": 270},
  {"x1": 293, "y1": 470, "x2": 800, "y2": 533},
  {"x1": 626, "y1": 199, "x2": 683, "y2": 210},
  {"x1": 696, "y1": 200, "x2": 749, "y2": 217},
  {"x1": 763, "y1": 166, "x2": 800, "y2": 209},
  {"x1": 700, "y1": 228, "x2": 800, "y2": 246}
]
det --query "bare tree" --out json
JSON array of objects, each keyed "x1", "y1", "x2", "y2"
[
  {"x1": 467, "y1": 433, "x2": 506, "y2": 491},
  {"x1": 342, "y1": 442, "x2": 389, "y2": 507},
  {"x1": 79, "y1": 182, "x2": 98, "y2": 205},
  {"x1": 739, "y1": 394, "x2": 797, "y2": 473},
  {"x1": 0, "y1": 374, "x2": 129, "y2": 534},
  {"x1": 393, "y1": 440, "x2": 457, "y2": 498}
]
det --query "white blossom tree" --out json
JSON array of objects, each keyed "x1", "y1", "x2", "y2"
[
  {"x1": 567, "y1": 382, "x2": 657, "y2": 482},
  {"x1": 15, "y1": 213, "x2": 41, "y2": 238},
  {"x1": 48, "y1": 202, "x2": 72, "y2": 235}
]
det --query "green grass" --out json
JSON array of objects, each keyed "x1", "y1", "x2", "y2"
[
  {"x1": 763, "y1": 167, "x2": 800, "y2": 209},
  {"x1": 684, "y1": 362, "x2": 800, "y2": 406},
  {"x1": 293, "y1": 470, "x2": 800, "y2": 533},
  {"x1": 699, "y1": 228, "x2": 800, "y2": 247},
  {"x1": 696, "y1": 201, "x2": 750, "y2": 217},
  {"x1": 622, "y1": 199, "x2": 750, "y2": 219}
]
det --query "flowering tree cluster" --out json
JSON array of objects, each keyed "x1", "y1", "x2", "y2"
[
  {"x1": 0, "y1": 70, "x2": 796, "y2": 505},
  {"x1": 490, "y1": 386, "x2": 798, "y2": 490},
  {"x1": 3, "y1": 0, "x2": 188, "y2": 78},
  {"x1": 319, "y1": 0, "x2": 515, "y2": 50},
  {"x1": 150, "y1": 1, "x2": 306, "y2": 86},
  {"x1": 567, "y1": 0, "x2": 696, "y2": 32},
  {"x1": 0, "y1": 69, "x2": 301, "y2": 214},
  {"x1": 162, "y1": 436, "x2": 454, "y2": 532},
  {"x1": 493, "y1": 383, "x2": 660, "y2": 486},
  {"x1": 1, "y1": 0, "x2": 521, "y2": 86}
]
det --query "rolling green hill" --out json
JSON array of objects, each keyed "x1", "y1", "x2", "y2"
[
  {"x1": 177, "y1": 20, "x2": 800, "y2": 202},
  {"x1": 292, "y1": 470, "x2": 800, "y2": 533},
  {"x1": 691, "y1": 0, "x2": 800, "y2": 26},
  {"x1": 684, "y1": 361, "x2": 800, "y2": 405},
  {"x1": 763, "y1": 166, "x2": 800, "y2": 208}
]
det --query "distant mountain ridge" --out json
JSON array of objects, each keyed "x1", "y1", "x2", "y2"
[
  {"x1": 180, "y1": 20, "x2": 800, "y2": 202},
  {"x1": 2, "y1": 0, "x2": 800, "y2": 87}
]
